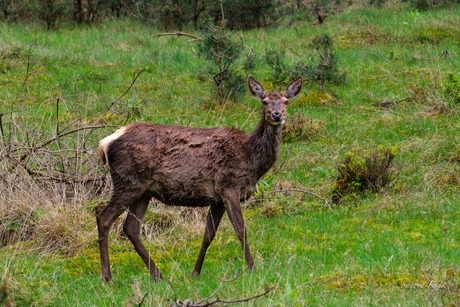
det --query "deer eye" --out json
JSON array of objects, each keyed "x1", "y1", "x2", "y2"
[{"x1": 284, "y1": 100, "x2": 289, "y2": 105}]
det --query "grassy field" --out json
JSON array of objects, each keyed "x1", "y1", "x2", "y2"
[{"x1": 0, "y1": 3, "x2": 459, "y2": 306}]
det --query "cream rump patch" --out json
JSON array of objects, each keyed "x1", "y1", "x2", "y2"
[{"x1": 98, "y1": 126, "x2": 127, "y2": 165}]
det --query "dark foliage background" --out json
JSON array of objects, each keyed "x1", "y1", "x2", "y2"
[{"x1": 2, "y1": 0, "x2": 457, "y2": 30}]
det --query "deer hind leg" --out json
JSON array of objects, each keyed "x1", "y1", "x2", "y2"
[
  {"x1": 123, "y1": 194, "x2": 163, "y2": 280},
  {"x1": 96, "y1": 187, "x2": 144, "y2": 282},
  {"x1": 222, "y1": 189, "x2": 255, "y2": 272},
  {"x1": 192, "y1": 205, "x2": 226, "y2": 276}
]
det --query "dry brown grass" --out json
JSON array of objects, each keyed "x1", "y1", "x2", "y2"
[{"x1": 0, "y1": 166, "x2": 104, "y2": 255}]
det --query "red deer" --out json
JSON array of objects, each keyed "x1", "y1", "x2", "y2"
[{"x1": 96, "y1": 76, "x2": 302, "y2": 281}]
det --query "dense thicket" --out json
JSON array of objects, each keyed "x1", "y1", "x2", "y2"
[
  {"x1": 2, "y1": 0, "x2": 457, "y2": 30},
  {"x1": 0, "y1": 0, "x2": 286, "y2": 29}
]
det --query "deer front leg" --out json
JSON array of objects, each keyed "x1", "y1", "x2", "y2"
[
  {"x1": 192, "y1": 205, "x2": 226, "y2": 276},
  {"x1": 221, "y1": 189, "x2": 255, "y2": 272}
]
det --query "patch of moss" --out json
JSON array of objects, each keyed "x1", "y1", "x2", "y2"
[
  {"x1": 295, "y1": 91, "x2": 338, "y2": 106},
  {"x1": 260, "y1": 202, "x2": 283, "y2": 218},
  {"x1": 337, "y1": 29, "x2": 394, "y2": 48},
  {"x1": 416, "y1": 26, "x2": 460, "y2": 45},
  {"x1": 260, "y1": 81, "x2": 277, "y2": 92},
  {"x1": 65, "y1": 250, "x2": 100, "y2": 276}
]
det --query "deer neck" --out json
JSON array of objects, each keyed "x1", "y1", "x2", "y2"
[{"x1": 249, "y1": 115, "x2": 283, "y2": 180}]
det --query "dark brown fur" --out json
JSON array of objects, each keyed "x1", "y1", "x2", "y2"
[{"x1": 96, "y1": 76, "x2": 302, "y2": 281}]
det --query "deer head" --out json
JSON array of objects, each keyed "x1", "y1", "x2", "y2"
[{"x1": 248, "y1": 76, "x2": 302, "y2": 126}]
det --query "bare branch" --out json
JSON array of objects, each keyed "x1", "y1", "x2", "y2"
[
  {"x1": 16, "y1": 125, "x2": 114, "y2": 164},
  {"x1": 169, "y1": 263, "x2": 274, "y2": 307},
  {"x1": 154, "y1": 32, "x2": 201, "y2": 40},
  {"x1": 95, "y1": 69, "x2": 144, "y2": 125},
  {"x1": 212, "y1": 286, "x2": 276, "y2": 305}
]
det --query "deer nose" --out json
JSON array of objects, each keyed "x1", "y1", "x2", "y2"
[{"x1": 272, "y1": 112, "x2": 282, "y2": 121}]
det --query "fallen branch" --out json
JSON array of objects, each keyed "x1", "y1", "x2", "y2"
[
  {"x1": 168, "y1": 263, "x2": 275, "y2": 307},
  {"x1": 211, "y1": 286, "x2": 275, "y2": 305},
  {"x1": 371, "y1": 97, "x2": 409, "y2": 109},
  {"x1": 154, "y1": 32, "x2": 201, "y2": 40},
  {"x1": 170, "y1": 286, "x2": 275, "y2": 307},
  {"x1": 409, "y1": 56, "x2": 440, "y2": 62}
]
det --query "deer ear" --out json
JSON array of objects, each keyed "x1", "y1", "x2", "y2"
[
  {"x1": 285, "y1": 76, "x2": 302, "y2": 99},
  {"x1": 248, "y1": 76, "x2": 266, "y2": 100}
]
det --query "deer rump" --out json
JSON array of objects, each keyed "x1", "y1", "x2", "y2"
[{"x1": 101, "y1": 122, "x2": 257, "y2": 208}]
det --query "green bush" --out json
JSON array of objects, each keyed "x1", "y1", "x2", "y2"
[
  {"x1": 295, "y1": 34, "x2": 346, "y2": 91},
  {"x1": 332, "y1": 146, "x2": 399, "y2": 204},
  {"x1": 264, "y1": 48, "x2": 293, "y2": 82},
  {"x1": 196, "y1": 19, "x2": 256, "y2": 103}
]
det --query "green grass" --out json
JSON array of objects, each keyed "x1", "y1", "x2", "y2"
[{"x1": 1, "y1": 3, "x2": 459, "y2": 306}]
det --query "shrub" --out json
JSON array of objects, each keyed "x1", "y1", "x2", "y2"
[
  {"x1": 402, "y1": 0, "x2": 458, "y2": 10},
  {"x1": 128, "y1": 0, "x2": 283, "y2": 30},
  {"x1": 332, "y1": 146, "x2": 399, "y2": 204},
  {"x1": 264, "y1": 48, "x2": 292, "y2": 82},
  {"x1": 37, "y1": 0, "x2": 68, "y2": 29},
  {"x1": 196, "y1": 18, "x2": 256, "y2": 104},
  {"x1": 295, "y1": 34, "x2": 346, "y2": 92}
]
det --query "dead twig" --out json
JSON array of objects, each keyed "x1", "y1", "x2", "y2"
[
  {"x1": 273, "y1": 145, "x2": 293, "y2": 175},
  {"x1": 154, "y1": 32, "x2": 201, "y2": 40},
  {"x1": 169, "y1": 263, "x2": 275, "y2": 307},
  {"x1": 194, "y1": 263, "x2": 240, "y2": 305},
  {"x1": 14, "y1": 125, "x2": 113, "y2": 166},
  {"x1": 371, "y1": 97, "x2": 409, "y2": 108},
  {"x1": 96, "y1": 69, "x2": 144, "y2": 124},
  {"x1": 170, "y1": 286, "x2": 275, "y2": 307},
  {"x1": 211, "y1": 286, "x2": 275, "y2": 305}
]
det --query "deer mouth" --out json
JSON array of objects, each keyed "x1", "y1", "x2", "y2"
[{"x1": 270, "y1": 119, "x2": 285, "y2": 126}]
